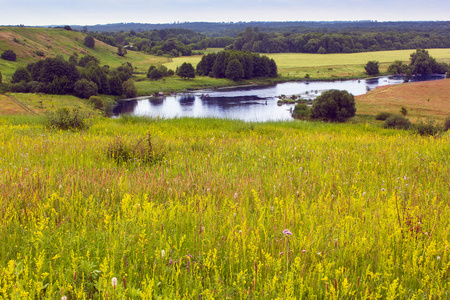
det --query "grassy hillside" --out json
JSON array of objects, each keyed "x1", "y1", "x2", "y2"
[
  {"x1": 356, "y1": 78, "x2": 450, "y2": 121},
  {"x1": 0, "y1": 27, "x2": 168, "y2": 81},
  {"x1": 0, "y1": 115, "x2": 449, "y2": 298}
]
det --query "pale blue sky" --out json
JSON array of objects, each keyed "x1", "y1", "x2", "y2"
[{"x1": 0, "y1": 0, "x2": 448, "y2": 26}]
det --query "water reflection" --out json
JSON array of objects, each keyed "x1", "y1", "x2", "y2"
[{"x1": 113, "y1": 75, "x2": 445, "y2": 122}]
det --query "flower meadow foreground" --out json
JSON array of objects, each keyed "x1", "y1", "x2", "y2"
[{"x1": 0, "y1": 116, "x2": 449, "y2": 299}]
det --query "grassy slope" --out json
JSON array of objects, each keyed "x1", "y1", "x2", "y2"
[
  {"x1": 0, "y1": 26, "x2": 168, "y2": 81},
  {"x1": 356, "y1": 78, "x2": 450, "y2": 121}
]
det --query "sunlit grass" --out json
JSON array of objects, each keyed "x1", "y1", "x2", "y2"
[{"x1": 0, "y1": 116, "x2": 449, "y2": 298}]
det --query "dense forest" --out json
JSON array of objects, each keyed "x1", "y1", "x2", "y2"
[
  {"x1": 71, "y1": 21, "x2": 450, "y2": 37},
  {"x1": 76, "y1": 21, "x2": 450, "y2": 56}
]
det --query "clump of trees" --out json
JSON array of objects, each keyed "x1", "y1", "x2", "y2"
[
  {"x1": 197, "y1": 50, "x2": 277, "y2": 81},
  {"x1": 1, "y1": 50, "x2": 17, "y2": 61},
  {"x1": 9, "y1": 54, "x2": 136, "y2": 99},
  {"x1": 310, "y1": 90, "x2": 356, "y2": 122},
  {"x1": 387, "y1": 49, "x2": 449, "y2": 76},
  {"x1": 147, "y1": 65, "x2": 174, "y2": 80}
]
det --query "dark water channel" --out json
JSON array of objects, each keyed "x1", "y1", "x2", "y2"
[{"x1": 113, "y1": 75, "x2": 445, "y2": 122}]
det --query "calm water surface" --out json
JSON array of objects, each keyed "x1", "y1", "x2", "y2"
[{"x1": 113, "y1": 75, "x2": 445, "y2": 122}]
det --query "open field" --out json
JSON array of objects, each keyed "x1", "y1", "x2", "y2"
[
  {"x1": 356, "y1": 78, "x2": 450, "y2": 122},
  {"x1": 162, "y1": 49, "x2": 450, "y2": 80},
  {"x1": 0, "y1": 115, "x2": 450, "y2": 298}
]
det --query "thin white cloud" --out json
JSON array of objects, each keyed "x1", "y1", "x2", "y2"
[{"x1": 0, "y1": 0, "x2": 449, "y2": 26}]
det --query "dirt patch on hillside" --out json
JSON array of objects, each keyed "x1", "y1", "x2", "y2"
[{"x1": 356, "y1": 79, "x2": 450, "y2": 121}]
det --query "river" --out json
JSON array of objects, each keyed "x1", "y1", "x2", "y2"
[{"x1": 113, "y1": 74, "x2": 445, "y2": 122}]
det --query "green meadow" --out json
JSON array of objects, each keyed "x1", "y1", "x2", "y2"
[{"x1": 0, "y1": 115, "x2": 449, "y2": 299}]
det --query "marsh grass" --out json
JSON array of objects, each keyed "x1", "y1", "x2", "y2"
[{"x1": 0, "y1": 116, "x2": 450, "y2": 299}]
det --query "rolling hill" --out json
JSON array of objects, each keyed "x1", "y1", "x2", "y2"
[{"x1": 0, "y1": 26, "x2": 167, "y2": 81}]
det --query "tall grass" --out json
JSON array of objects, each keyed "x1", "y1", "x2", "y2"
[{"x1": 0, "y1": 117, "x2": 449, "y2": 299}]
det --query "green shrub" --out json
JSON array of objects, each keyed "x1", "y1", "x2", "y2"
[
  {"x1": 44, "y1": 108, "x2": 91, "y2": 131},
  {"x1": 88, "y1": 96, "x2": 104, "y2": 110},
  {"x1": 34, "y1": 50, "x2": 45, "y2": 57},
  {"x1": 292, "y1": 103, "x2": 310, "y2": 119},
  {"x1": 73, "y1": 79, "x2": 98, "y2": 99},
  {"x1": 375, "y1": 112, "x2": 392, "y2": 121},
  {"x1": 1, "y1": 50, "x2": 17, "y2": 61},
  {"x1": 414, "y1": 119, "x2": 442, "y2": 136},
  {"x1": 443, "y1": 116, "x2": 450, "y2": 131},
  {"x1": 400, "y1": 106, "x2": 408, "y2": 116},
  {"x1": 384, "y1": 115, "x2": 411, "y2": 130},
  {"x1": 106, "y1": 133, "x2": 163, "y2": 165}
]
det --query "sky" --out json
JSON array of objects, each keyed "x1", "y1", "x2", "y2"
[{"x1": 1, "y1": 0, "x2": 449, "y2": 26}]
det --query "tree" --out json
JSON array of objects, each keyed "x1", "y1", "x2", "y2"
[
  {"x1": 78, "y1": 55, "x2": 100, "y2": 67},
  {"x1": 148, "y1": 68, "x2": 163, "y2": 80},
  {"x1": 387, "y1": 60, "x2": 408, "y2": 75},
  {"x1": 84, "y1": 36, "x2": 95, "y2": 48},
  {"x1": 225, "y1": 59, "x2": 245, "y2": 81},
  {"x1": 108, "y1": 75, "x2": 123, "y2": 96},
  {"x1": 122, "y1": 79, "x2": 138, "y2": 98},
  {"x1": 117, "y1": 46, "x2": 127, "y2": 57},
  {"x1": 1, "y1": 50, "x2": 17, "y2": 61},
  {"x1": 73, "y1": 78, "x2": 98, "y2": 99},
  {"x1": 408, "y1": 48, "x2": 448, "y2": 75},
  {"x1": 311, "y1": 89, "x2": 356, "y2": 122},
  {"x1": 365, "y1": 61, "x2": 379, "y2": 75},
  {"x1": 177, "y1": 62, "x2": 195, "y2": 79},
  {"x1": 11, "y1": 67, "x2": 31, "y2": 83}
]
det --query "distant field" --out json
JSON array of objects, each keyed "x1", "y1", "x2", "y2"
[
  {"x1": 163, "y1": 49, "x2": 450, "y2": 79},
  {"x1": 356, "y1": 78, "x2": 450, "y2": 121}
]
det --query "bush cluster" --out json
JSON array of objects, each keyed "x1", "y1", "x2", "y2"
[
  {"x1": 1, "y1": 50, "x2": 17, "y2": 61},
  {"x1": 9, "y1": 55, "x2": 136, "y2": 99},
  {"x1": 383, "y1": 115, "x2": 411, "y2": 130},
  {"x1": 44, "y1": 108, "x2": 92, "y2": 131},
  {"x1": 106, "y1": 133, "x2": 163, "y2": 165},
  {"x1": 292, "y1": 103, "x2": 310, "y2": 119},
  {"x1": 375, "y1": 112, "x2": 393, "y2": 120}
]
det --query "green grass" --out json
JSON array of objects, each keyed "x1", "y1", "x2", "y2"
[{"x1": 0, "y1": 115, "x2": 450, "y2": 298}]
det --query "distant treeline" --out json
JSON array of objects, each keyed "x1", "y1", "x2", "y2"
[
  {"x1": 87, "y1": 29, "x2": 233, "y2": 56},
  {"x1": 72, "y1": 21, "x2": 450, "y2": 38},
  {"x1": 85, "y1": 24, "x2": 450, "y2": 56},
  {"x1": 228, "y1": 27, "x2": 450, "y2": 53}
]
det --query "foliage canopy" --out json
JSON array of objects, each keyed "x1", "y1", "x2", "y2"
[{"x1": 311, "y1": 89, "x2": 356, "y2": 122}]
